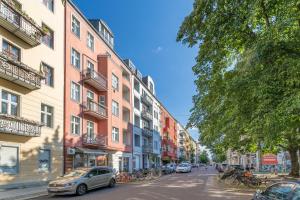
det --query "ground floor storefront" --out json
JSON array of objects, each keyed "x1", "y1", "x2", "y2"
[
  {"x1": 111, "y1": 151, "x2": 132, "y2": 173},
  {"x1": 0, "y1": 137, "x2": 63, "y2": 189}
]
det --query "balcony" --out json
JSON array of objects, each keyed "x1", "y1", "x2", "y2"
[
  {"x1": 0, "y1": 0, "x2": 44, "y2": 46},
  {"x1": 82, "y1": 134, "x2": 107, "y2": 147},
  {"x1": 83, "y1": 101, "x2": 107, "y2": 120},
  {"x1": 142, "y1": 144, "x2": 153, "y2": 154},
  {"x1": 141, "y1": 93, "x2": 153, "y2": 106},
  {"x1": 142, "y1": 128, "x2": 153, "y2": 137},
  {"x1": 141, "y1": 109, "x2": 152, "y2": 121},
  {"x1": 0, "y1": 114, "x2": 42, "y2": 137},
  {"x1": 82, "y1": 69, "x2": 107, "y2": 91},
  {"x1": 0, "y1": 51, "x2": 43, "y2": 90}
]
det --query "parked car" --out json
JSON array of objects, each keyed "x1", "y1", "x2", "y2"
[
  {"x1": 162, "y1": 165, "x2": 173, "y2": 174},
  {"x1": 176, "y1": 163, "x2": 192, "y2": 173},
  {"x1": 167, "y1": 163, "x2": 177, "y2": 173},
  {"x1": 253, "y1": 182, "x2": 300, "y2": 200},
  {"x1": 48, "y1": 167, "x2": 116, "y2": 196}
]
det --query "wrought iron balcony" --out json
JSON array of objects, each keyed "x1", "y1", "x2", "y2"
[
  {"x1": 0, "y1": 51, "x2": 43, "y2": 90},
  {"x1": 141, "y1": 93, "x2": 153, "y2": 106},
  {"x1": 82, "y1": 134, "x2": 107, "y2": 147},
  {"x1": 141, "y1": 109, "x2": 152, "y2": 121},
  {"x1": 142, "y1": 128, "x2": 153, "y2": 137},
  {"x1": 83, "y1": 101, "x2": 107, "y2": 120},
  {"x1": 0, "y1": 114, "x2": 42, "y2": 137},
  {"x1": 0, "y1": 0, "x2": 44, "y2": 46},
  {"x1": 82, "y1": 69, "x2": 107, "y2": 91},
  {"x1": 142, "y1": 144, "x2": 153, "y2": 154}
]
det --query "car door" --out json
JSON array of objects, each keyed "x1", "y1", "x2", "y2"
[
  {"x1": 98, "y1": 168, "x2": 112, "y2": 186},
  {"x1": 291, "y1": 185, "x2": 300, "y2": 200},
  {"x1": 85, "y1": 169, "x2": 99, "y2": 189}
]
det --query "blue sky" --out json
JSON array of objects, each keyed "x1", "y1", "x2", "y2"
[{"x1": 73, "y1": 0, "x2": 199, "y2": 140}]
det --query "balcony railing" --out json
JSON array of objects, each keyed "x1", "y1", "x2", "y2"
[
  {"x1": 0, "y1": 51, "x2": 43, "y2": 90},
  {"x1": 0, "y1": 0, "x2": 44, "y2": 46},
  {"x1": 141, "y1": 93, "x2": 153, "y2": 105},
  {"x1": 142, "y1": 128, "x2": 153, "y2": 137},
  {"x1": 82, "y1": 69, "x2": 107, "y2": 91},
  {"x1": 83, "y1": 101, "x2": 107, "y2": 120},
  {"x1": 0, "y1": 114, "x2": 42, "y2": 137},
  {"x1": 82, "y1": 134, "x2": 107, "y2": 147},
  {"x1": 142, "y1": 144, "x2": 153, "y2": 154},
  {"x1": 141, "y1": 109, "x2": 152, "y2": 120}
]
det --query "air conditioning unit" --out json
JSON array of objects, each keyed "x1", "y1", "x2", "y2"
[{"x1": 67, "y1": 147, "x2": 75, "y2": 155}]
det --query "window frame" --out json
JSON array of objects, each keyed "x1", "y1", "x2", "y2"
[
  {"x1": 42, "y1": 0, "x2": 54, "y2": 12},
  {"x1": 42, "y1": 62, "x2": 54, "y2": 87},
  {"x1": 2, "y1": 39, "x2": 21, "y2": 61},
  {"x1": 71, "y1": 15, "x2": 80, "y2": 38},
  {"x1": 71, "y1": 48, "x2": 81, "y2": 70},
  {"x1": 38, "y1": 148, "x2": 51, "y2": 172},
  {"x1": 112, "y1": 127, "x2": 119, "y2": 143},
  {"x1": 71, "y1": 115, "x2": 81, "y2": 135},
  {"x1": 71, "y1": 81, "x2": 80, "y2": 102},
  {"x1": 0, "y1": 144, "x2": 19, "y2": 175},
  {"x1": 41, "y1": 103, "x2": 54, "y2": 128},
  {"x1": 0, "y1": 90, "x2": 19, "y2": 116},
  {"x1": 87, "y1": 32, "x2": 94, "y2": 51},
  {"x1": 134, "y1": 134, "x2": 140, "y2": 147},
  {"x1": 112, "y1": 100, "x2": 119, "y2": 117},
  {"x1": 42, "y1": 23, "x2": 54, "y2": 49},
  {"x1": 112, "y1": 73, "x2": 119, "y2": 91}
]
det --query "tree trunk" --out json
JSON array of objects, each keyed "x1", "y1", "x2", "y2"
[{"x1": 288, "y1": 148, "x2": 300, "y2": 177}]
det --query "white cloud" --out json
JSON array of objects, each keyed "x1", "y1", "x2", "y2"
[{"x1": 153, "y1": 46, "x2": 163, "y2": 53}]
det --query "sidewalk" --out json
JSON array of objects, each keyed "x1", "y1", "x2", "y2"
[{"x1": 0, "y1": 186, "x2": 48, "y2": 200}]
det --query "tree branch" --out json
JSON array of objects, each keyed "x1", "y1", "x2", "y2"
[{"x1": 260, "y1": 0, "x2": 270, "y2": 27}]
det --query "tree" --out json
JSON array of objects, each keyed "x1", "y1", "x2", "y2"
[
  {"x1": 199, "y1": 150, "x2": 209, "y2": 164},
  {"x1": 177, "y1": 0, "x2": 300, "y2": 176}
]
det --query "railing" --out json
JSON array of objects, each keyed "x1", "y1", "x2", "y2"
[
  {"x1": 82, "y1": 69, "x2": 107, "y2": 90},
  {"x1": 142, "y1": 128, "x2": 153, "y2": 137},
  {"x1": 0, "y1": 51, "x2": 42, "y2": 90},
  {"x1": 141, "y1": 93, "x2": 153, "y2": 105},
  {"x1": 141, "y1": 109, "x2": 152, "y2": 120},
  {"x1": 83, "y1": 100, "x2": 107, "y2": 118},
  {"x1": 0, "y1": 114, "x2": 42, "y2": 137},
  {"x1": 0, "y1": 0, "x2": 43, "y2": 44},
  {"x1": 142, "y1": 144, "x2": 153, "y2": 153},
  {"x1": 82, "y1": 134, "x2": 107, "y2": 146}
]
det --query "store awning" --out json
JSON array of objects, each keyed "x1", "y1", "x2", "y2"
[{"x1": 75, "y1": 147, "x2": 107, "y2": 155}]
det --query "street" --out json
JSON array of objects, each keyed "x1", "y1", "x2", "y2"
[{"x1": 34, "y1": 167, "x2": 253, "y2": 200}]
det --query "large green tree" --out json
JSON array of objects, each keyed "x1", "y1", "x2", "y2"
[{"x1": 177, "y1": 0, "x2": 300, "y2": 176}]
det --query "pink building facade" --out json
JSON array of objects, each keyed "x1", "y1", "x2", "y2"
[{"x1": 64, "y1": 1, "x2": 133, "y2": 173}]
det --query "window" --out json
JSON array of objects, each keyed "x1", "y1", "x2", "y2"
[
  {"x1": 39, "y1": 149, "x2": 51, "y2": 172},
  {"x1": 134, "y1": 79, "x2": 140, "y2": 92},
  {"x1": 154, "y1": 141, "x2": 158, "y2": 150},
  {"x1": 112, "y1": 74, "x2": 119, "y2": 91},
  {"x1": 264, "y1": 183, "x2": 294, "y2": 199},
  {"x1": 71, "y1": 116, "x2": 80, "y2": 135},
  {"x1": 142, "y1": 120, "x2": 150, "y2": 129},
  {"x1": 43, "y1": 63, "x2": 54, "y2": 87},
  {"x1": 112, "y1": 127, "x2": 119, "y2": 142},
  {"x1": 134, "y1": 115, "x2": 140, "y2": 128},
  {"x1": 2, "y1": 40, "x2": 20, "y2": 61},
  {"x1": 72, "y1": 16, "x2": 80, "y2": 37},
  {"x1": 42, "y1": 24, "x2": 54, "y2": 49},
  {"x1": 134, "y1": 97, "x2": 140, "y2": 110},
  {"x1": 41, "y1": 104, "x2": 53, "y2": 128},
  {"x1": 0, "y1": 145, "x2": 18, "y2": 174},
  {"x1": 87, "y1": 32, "x2": 94, "y2": 51},
  {"x1": 150, "y1": 82, "x2": 154, "y2": 93},
  {"x1": 43, "y1": 0, "x2": 54, "y2": 12},
  {"x1": 134, "y1": 134, "x2": 140, "y2": 147},
  {"x1": 71, "y1": 82, "x2": 80, "y2": 102},
  {"x1": 87, "y1": 61, "x2": 94, "y2": 72},
  {"x1": 112, "y1": 100, "x2": 119, "y2": 117},
  {"x1": 154, "y1": 125, "x2": 159, "y2": 131},
  {"x1": 154, "y1": 111, "x2": 158, "y2": 119},
  {"x1": 71, "y1": 48, "x2": 80, "y2": 69},
  {"x1": 99, "y1": 95, "x2": 105, "y2": 106},
  {"x1": 123, "y1": 129, "x2": 130, "y2": 145},
  {"x1": 87, "y1": 90, "x2": 94, "y2": 101},
  {"x1": 1, "y1": 91, "x2": 18, "y2": 116},
  {"x1": 87, "y1": 121, "x2": 94, "y2": 138}
]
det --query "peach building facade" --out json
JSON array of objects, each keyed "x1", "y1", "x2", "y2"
[
  {"x1": 64, "y1": 0, "x2": 133, "y2": 173},
  {"x1": 0, "y1": 0, "x2": 65, "y2": 188}
]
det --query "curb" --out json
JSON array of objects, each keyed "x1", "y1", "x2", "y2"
[{"x1": 0, "y1": 191, "x2": 48, "y2": 200}]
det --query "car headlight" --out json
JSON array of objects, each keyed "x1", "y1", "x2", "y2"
[{"x1": 64, "y1": 182, "x2": 76, "y2": 187}]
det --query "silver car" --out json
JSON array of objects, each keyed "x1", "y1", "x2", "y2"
[{"x1": 48, "y1": 166, "x2": 116, "y2": 196}]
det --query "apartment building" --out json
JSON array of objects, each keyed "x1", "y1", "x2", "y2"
[
  {"x1": 64, "y1": 0, "x2": 132, "y2": 173},
  {"x1": 0, "y1": 0, "x2": 65, "y2": 188},
  {"x1": 177, "y1": 123, "x2": 190, "y2": 162},
  {"x1": 124, "y1": 59, "x2": 161, "y2": 170},
  {"x1": 161, "y1": 106, "x2": 177, "y2": 164}
]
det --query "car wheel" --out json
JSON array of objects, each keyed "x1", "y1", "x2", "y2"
[
  {"x1": 76, "y1": 184, "x2": 87, "y2": 196},
  {"x1": 109, "y1": 178, "x2": 116, "y2": 188}
]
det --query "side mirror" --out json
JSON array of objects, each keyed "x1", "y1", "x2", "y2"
[{"x1": 88, "y1": 174, "x2": 93, "y2": 178}]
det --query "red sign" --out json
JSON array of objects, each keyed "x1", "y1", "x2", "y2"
[{"x1": 262, "y1": 154, "x2": 278, "y2": 165}]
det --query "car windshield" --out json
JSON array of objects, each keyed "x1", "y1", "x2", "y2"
[
  {"x1": 179, "y1": 164, "x2": 188, "y2": 167},
  {"x1": 64, "y1": 170, "x2": 87, "y2": 177}
]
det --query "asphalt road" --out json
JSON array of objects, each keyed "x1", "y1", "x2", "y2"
[{"x1": 34, "y1": 167, "x2": 253, "y2": 200}]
